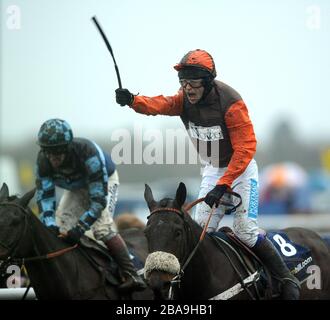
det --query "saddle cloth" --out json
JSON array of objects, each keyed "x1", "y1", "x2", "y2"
[{"x1": 211, "y1": 228, "x2": 313, "y2": 283}]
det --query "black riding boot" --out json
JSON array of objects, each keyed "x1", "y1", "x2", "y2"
[
  {"x1": 252, "y1": 237, "x2": 301, "y2": 300},
  {"x1": 104, "y1": 234, "x2": 146, "y2": 293}
]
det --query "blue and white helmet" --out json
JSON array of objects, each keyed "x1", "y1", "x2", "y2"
[{"x1": 37, "y1": 119, "x2": 73, "y2": 148}]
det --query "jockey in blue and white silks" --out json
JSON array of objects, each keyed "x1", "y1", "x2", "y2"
[
  {"x1": 36, "y1": 136, "x2": 116, "y2": 233},
  {"x1": 35, "y1": 119, "x2": 146, "y2": 293}
]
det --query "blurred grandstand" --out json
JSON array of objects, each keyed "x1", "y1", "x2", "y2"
[{"x1": 1, "y1": 120, "x2": 330, "y2": 233}]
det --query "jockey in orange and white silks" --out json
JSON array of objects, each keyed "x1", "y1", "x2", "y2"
[
  {"x1": 116, "y1": 50, "x2": 258, "y2": 245},
  {"x1": 115, "y1": 49, "x2": 301, "y2": 299}
]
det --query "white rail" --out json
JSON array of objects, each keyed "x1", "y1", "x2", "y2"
[{"x1": 0, "y1": 288, "x2": 36, "y2": 300}]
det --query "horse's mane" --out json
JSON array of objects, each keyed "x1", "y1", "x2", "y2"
[
  {"x1": 114, "y1": 213, "x2": 146, "y2": 232},
  {"x1": 182, "y1": 206, "x2": 198, "y2": 225}
]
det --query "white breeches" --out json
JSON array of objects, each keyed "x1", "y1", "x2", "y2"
[
  {"x1": 195, "y1": 159, "x2": 259, "y2": 247},
  {"x1": 56, "y1": 170, "x2": 119, "y2": 241}
]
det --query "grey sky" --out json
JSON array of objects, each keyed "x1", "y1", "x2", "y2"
[{"x1": 1, "y1": 0, "x2": 329, "y2": 147}]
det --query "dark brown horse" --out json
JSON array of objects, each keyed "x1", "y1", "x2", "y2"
[
  {"x1": 0, "y1": 183, "x2": 152, "y2": 300},
  {"x1": 114, "y1": 213, "x2": 152, "y2": 300},
  {"x1": 143, "y1": 182, "x2": 330, "y2": 300}
]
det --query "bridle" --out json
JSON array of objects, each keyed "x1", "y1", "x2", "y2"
[
  {"x1": 0, "y1": 202, "x2": 77, "y2": 267},
  {"x1": 0, "y1": 202, "x2": 30, "y2": 263},
  {"x1": 0, "y1": 201, "x2": 78, "y2": 300},
  {"x1": 147, "y1": 192, "x2": 242, "y2": 299},
  {"x1": 147, "y1": 205, "x2": 192, "y2": 299}
]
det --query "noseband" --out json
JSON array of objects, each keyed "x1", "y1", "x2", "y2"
[
  {"x1": 146, "y1": 193, "x2": 242, "y2": 299},
  {"x1": 147, "y1": 205, "x2": 199, "y2": 299},
  {"x1": 147, "y1": 191, "x2": 242, "y2": 300}
]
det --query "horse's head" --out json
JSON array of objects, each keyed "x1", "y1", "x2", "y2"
[
  {"x1": 0, "y1": 183, "x2": 36, "y2": 259},
  {"x1": 144, "y1": 182, "x2": 194, "y2": 299}
]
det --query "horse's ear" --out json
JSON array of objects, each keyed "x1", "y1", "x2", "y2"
[
  {"x1": 19, "y1": 188, "x2": 36, "y2": 207},
  {"x1": 144, "y1": 184, "x2": 157, "y2": 210},
  {"x1": 0, "y1": 183, "x2": 9, "y2": 202},
  {"x1": 175, "y1": 182, "x2": 187, "y2": 208}
]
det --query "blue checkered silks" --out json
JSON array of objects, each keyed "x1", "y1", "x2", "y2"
[
  {"x1": 36, "y1": 137, "x2": 116, "y2": 230},
  {"x1": 37, "y1": 118, "x2": 73, "y2": 148}
]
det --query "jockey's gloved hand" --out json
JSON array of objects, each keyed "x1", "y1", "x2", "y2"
[
  {"x1": 65, "y1": 224, "x2": 85, "y2": 245},
  {"x1": 204, "y1": 184, "x2": 228, "y2": 208},
  {"x1": 47, "y1": 225, "x2": 60, "y2": 236},
  {"x1": 115, "y1": 88, "x2": 134, "y2": 106}
]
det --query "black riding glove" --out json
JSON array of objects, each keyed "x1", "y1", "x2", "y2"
[
  {"x1": 65, "y1": 224, "x2": 85, "y2": 245},
  {"x1": 115, "y1": 88, "x2": 134, "y2": 106},
  {"x1": 204, "y1": 184, "x2": 228, "y2": 208},
  {"x1": 47, "y1": 225, "x2": 60, "y2": 236}
]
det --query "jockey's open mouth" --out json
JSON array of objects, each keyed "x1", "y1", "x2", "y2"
[{"x1": 184, "y1": 87, "x2": 204, "y2": 104}]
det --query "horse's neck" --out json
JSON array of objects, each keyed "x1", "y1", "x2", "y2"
[
  {"x1": 28, "y1": 216, "x2": 64, "y2": 254},
  {"x1": 183, "y1": 223, "x2": 240, "y2": 298},
  {"x1": 188, "y1": 229, "x2": 228, "y2": 271},
  {"x1": 20, "y1": 215, "x2": 110, "y2": 299},
  {"x1": 22, "y1": 216, "x2": 76, "y2": 298}
]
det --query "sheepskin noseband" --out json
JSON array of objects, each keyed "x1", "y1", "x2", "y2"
[{"x1": 144, "y1": 251, "x2": 180, "y2": 278}]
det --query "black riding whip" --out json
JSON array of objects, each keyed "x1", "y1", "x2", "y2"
[{"x1": 91, "y1": 16, "x2": 122, "y2": 88}]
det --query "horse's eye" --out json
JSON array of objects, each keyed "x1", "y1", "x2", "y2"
[{"x1": 175, "y1": 230, "x2": 182, "y2": 238}]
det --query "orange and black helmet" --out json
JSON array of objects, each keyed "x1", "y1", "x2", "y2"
[{"x1": 174, "y1": 49, "x2": 217, "y2": 79}]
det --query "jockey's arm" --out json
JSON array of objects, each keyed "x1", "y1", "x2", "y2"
[
  {"x1": 35, "y1": 164, "x2": 56, "y2": 227},
  {"x1": 78, "y1": 155, "x2": 108, "y2": 231},
  {"x1": 130, "y1": 90, "x2": 184, "y2": 116},
  {"x1": 217, "y1": 100, "x2": 257, "y2": 187}
]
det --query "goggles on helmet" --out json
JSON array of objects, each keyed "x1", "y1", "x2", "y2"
[{"x1": 179, "y1": 79, "x2": 204, "y2": 89}]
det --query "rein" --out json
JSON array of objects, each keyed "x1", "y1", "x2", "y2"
[
  {"x1": 184, "y1": 190, "x2": 242, "y2": 213},
  {"x1": 181, "y1": 191, "x2": 242, "y2": 267},
  {"x1": 147, "y1": 191, "x2": 242, "y2": 300},
  {"x1": 148, "y1": 191, "x2": 242, "y2": 299},
  {"x1": 0, "y1": 201, "x2": 79, "y2": 300},
  {"x1": 0, "y1": 202, "x2": 78, "y2": 265},
  {"x1": 11, "y1": 244, "x2": 79, "y2": 265},
  {"x1": 149, "y1": 204, "x2": 215, "y2": 299}
]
